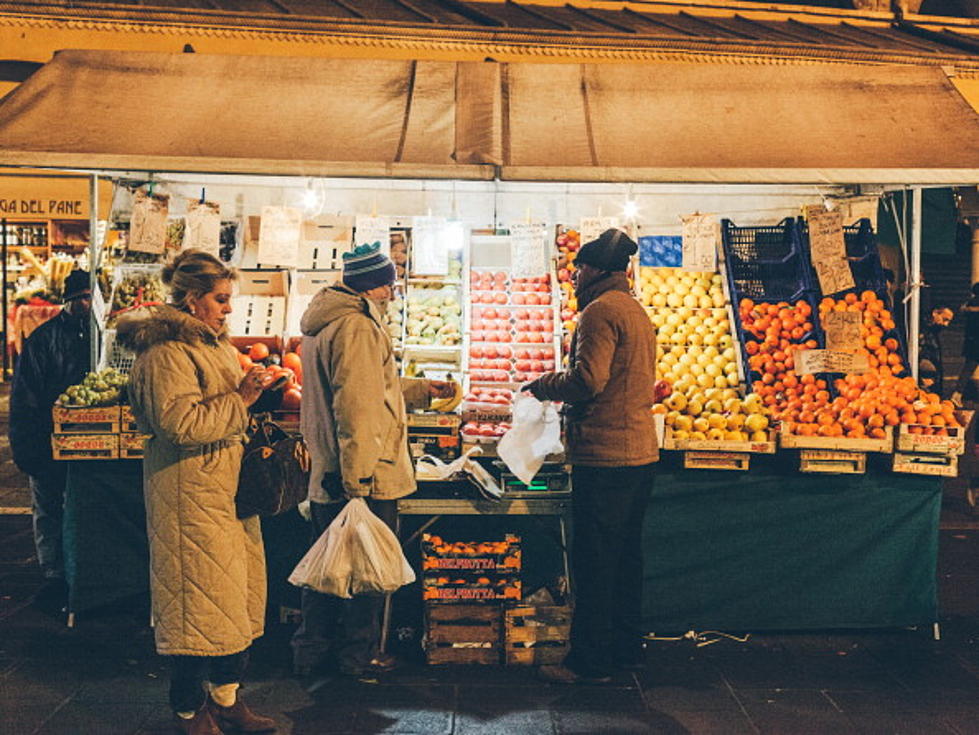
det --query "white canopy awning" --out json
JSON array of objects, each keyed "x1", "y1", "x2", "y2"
[{"x1": 1, "y1": 49, "x2": 978, "y2": 185}]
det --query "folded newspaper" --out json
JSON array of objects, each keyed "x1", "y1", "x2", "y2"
[{"x1": 414, "y1": 446, "x2": 503, "y2": 501}]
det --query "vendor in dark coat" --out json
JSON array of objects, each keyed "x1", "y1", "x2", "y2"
[{"x1": 9, "y1": 270, "x2": 92, "y2": 612}]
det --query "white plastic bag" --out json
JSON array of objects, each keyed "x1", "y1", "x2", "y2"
[
  {"x1": 288, "y1": 498, "x2": 415, "y2": 598},
  {"x1": 414, "y1": 446, "x2": 503, "y2": 500},
  {"x1": 497, "y1": 392, "x2": 564, "y2": 485}
]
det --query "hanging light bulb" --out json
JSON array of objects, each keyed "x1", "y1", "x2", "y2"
[
  {"x1": 301, "y1": 178, "x2": 325, "y2": 216},
  {"x1": 622, "y1": 198, "x2": 640, "y2": 221}
]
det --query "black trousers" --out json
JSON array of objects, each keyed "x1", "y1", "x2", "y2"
[
  {"x1": 564, "y1": 463, "x2": 654, "y2": 678},
  {"x1": 291, "y1": 497, "x2": 398, "y2": 674},
  {"x1": 169, "y1": 649, "x2": 249, "y2": 713}
]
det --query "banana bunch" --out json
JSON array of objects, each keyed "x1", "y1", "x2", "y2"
[{"x1": 430, "y1": 380, "x2": 463, "y2": 413}]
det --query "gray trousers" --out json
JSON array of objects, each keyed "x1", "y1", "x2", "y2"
[{"x1": 29, "y1": 462, "x2": 67, "y2": 580}]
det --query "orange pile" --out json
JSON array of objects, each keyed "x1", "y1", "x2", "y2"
[{"x1": 817, "y1": 291, "x2": 904, "y2": 377}]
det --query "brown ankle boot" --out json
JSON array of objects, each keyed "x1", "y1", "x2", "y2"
[
  {"x1": 207, "y1": 695, "x2": 277, "y2": 733},
  {"x1": 173, "y1": 705, "x2": 222, "y2": 735}
]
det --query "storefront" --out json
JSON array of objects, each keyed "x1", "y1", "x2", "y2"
[{"x1": 1, "y1": 43, "x2": 978, "y2": 643}]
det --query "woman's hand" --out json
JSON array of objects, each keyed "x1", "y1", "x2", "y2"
[{"x1": 237, "y1": 366, "x2": 267, "y2": 407}]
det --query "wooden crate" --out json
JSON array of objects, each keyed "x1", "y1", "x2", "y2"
[
  {"x1": 799, "y1": 449, "x2": 866, "y2": 474},
  {"x1": 683, "y1": 451, "x2": 750, "y2": 471},
  {"x1": 504, "y1": 605, "x2": 570, "y2": 666},
  {"x1": 119, "y1": 432, "x2": 149, "y2": 460},
  {"x1": 895, "y1": 411, "x2": 972, "y2": 456},
  {"x1": 51, "y1": 433, "x2": 119, "y2": 460},
  {"x1": 892, "y1": 452, "x2": 959, "y2": 477},
  {"x1": 780, "y1": 425, "x2": 893, "y2": 454},
  {"x1": 664, "y1": 428, "x2": 777, "y2": 454},
  {"x1": 424, "y1": 604, "x2": 501, "y2": 665},
  {"x1": 120, "y1": 405, "x2": 139, "y2": 433},
  {"x1": 52, "y1": 405, "x2": 121, "y2": 434}
]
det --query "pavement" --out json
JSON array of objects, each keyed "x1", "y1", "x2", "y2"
[{"x1": 3, "y1": 379, "x2": 979, "y2": 733}]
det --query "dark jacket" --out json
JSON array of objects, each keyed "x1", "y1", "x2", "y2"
[
  {"x1": 9, "y1": 309, "x2": 90, "y2": 475},
  {"x1": 530, "y1": 272, "x2": 659, "y2": 467}
]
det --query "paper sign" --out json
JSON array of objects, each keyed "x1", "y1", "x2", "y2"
[
  {"x1": 580, "y1": 216, "x2": 621, "y2": 245},
  {"x1": 806, "y1": 205, "x2": 855, "y2": 295},
  {"x1": 258, "y1": 206, "x2": 302, "y2": 267},
  {"x1": 128, "y1": 191, "x2": 169, "y2": 254},
  {"x1": 824, "y1": 196, "x2": 880, "y2": 231},
  {"x1": 355, "y1": 215, "x2": 391, "y2": 256},
  {"x1": 182, "y1": 200, "x2": 221, "y2": 256},
  {"x1": 510, "y1": 223, "x2": 550, "y2": 278},
  {"x1": 681, "y1": 214, "x2": 718, "y2": 272},
  {"x1": 797, "y1": 349, "x2": 869, "y2": 375},
  {"x1": 822, "y1": 311, "x2": 863, "y2": 351},
  {"x1": 411, "y1": 216, "x2": 449, "y2": 276}
]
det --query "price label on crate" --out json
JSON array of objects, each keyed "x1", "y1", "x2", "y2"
[
  {"x1": 258, "y1": 206, "x2": 302, "y2": 267},
  {"x1": 579, "y1": 216, "x2": 621, "y2": 245},
  {"x1": 129, "y1": 190, "x2": 169, "y2": 254},
  {"x1": 797, "y1": 349, "x2": 869, "y2": 375},
  {"x1": 510, "y1": 223, "x2": 549, "y2": 278},
  {"x1": 355, "y1": 215, "x2": 391, "y2": 256},
  {"x1": 805, "y1": 205, "x2": 855, "y2": 295},
  {"x1": 823, "y1": 311, "x2": 863, "y2": 351},
  {"x1": 182, "y1": 200, "x2": 221, "y2": 256},
  {"x1": 680, "y1": 213, "x2": 718, "y2": 272},
  {"x1": 411, "y1": 216, "x2": 449, "y2": 276}
]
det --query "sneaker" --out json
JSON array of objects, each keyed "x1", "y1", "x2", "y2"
[{"x1": 538, "y1": 664, "x2": 612, "y2": 685}]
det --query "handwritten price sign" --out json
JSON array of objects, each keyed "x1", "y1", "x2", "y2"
[
  {"x1": 681, "y1": 214, "x2": 718, "y2": 272},
  {"x1": 805, "y1": 205, "x2": 854, "y2": 295}
]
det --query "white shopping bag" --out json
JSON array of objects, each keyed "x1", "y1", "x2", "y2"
[
  {"x1": 497, "y1": 392, "x2": 564, "y2": 486},
  {"x1": 414, "y1": 446, "x2": 503, "y2": 500},
  {"x1": 288, "y1": 498, "x2": 415, "y2": 598}
]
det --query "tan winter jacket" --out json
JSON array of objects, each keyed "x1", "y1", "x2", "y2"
[
  {"x1": 531, "y1": 274, "x2": 659, "y2": 467},
  {"x1": 300, "y1": 284, "x2": 430, "y2": 502},
  {"x1": 117, "y1": 306, "x2": 265, "y2": 656}
]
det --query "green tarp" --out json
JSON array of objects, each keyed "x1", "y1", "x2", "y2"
[{"x1": 644, "y1": 457, "x2": 941, "y2": 632}]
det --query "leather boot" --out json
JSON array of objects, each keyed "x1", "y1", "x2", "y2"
[
  {"x1": 173, "y1": 705, "x2": 222, "y2": 735},
  {"x1": 207, "y1": 695, "x2": 277, "y2": 733}
]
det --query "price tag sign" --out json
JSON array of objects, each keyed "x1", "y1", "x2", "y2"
[
  {"x1": 579, "y1": 216, "x2": 621, "y2": 245},
  {"x1": 129, "y1": 190, "x2": 169, "y2": 254},
  {"x1": 510, "y1": 222, "x2": 549, "y2": 278},
  {"x1": 805, "y1": 205, "x2": 854, "y2": 295},
  {"x1": 182, "y1": 200, "x2": 221, "y2": 256},
  {"x1": 823, "y1": 311, "x2": 863, "y2": 351},
  {"x1": 354, "y1": 215, "x2": 391, "y2": 256},
  {"x1": 797, "y1": 349, "x2": 869, "y2": 375},
  {"x1": 258, "y1": 206, "x2": 302, "y2": 267},
  {"x1": 681, "y1": 214, "x2": 718, "y2": 272},
  {"x1": 411, "y1": 216, "x2": 449, "y2": 276}
]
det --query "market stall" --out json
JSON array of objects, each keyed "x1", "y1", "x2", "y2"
[{"x1": 3, "y1": 48, "x2": 979, "y2": 636}]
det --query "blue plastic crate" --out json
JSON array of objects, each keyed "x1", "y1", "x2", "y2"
[
  {"x1": 638, "y1": 235, "x2": 682, "y2": 268},
  {"x1": 721, "y1": 218, "x2": 817, "y2": 303}
]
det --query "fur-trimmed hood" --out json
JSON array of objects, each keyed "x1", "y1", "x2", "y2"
[{"x1": 116, "y1": 304, "x2": 225, "y2": 354}]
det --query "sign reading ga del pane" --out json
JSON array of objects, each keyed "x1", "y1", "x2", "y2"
[{"x1": 0, "y1": 198, "x2": 85, "y2": 216}]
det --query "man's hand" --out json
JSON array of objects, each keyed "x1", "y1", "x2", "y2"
[
  {"x1": 521, "y1": 378, "x2": 544, "y2": 399},
  {"x1": 428, "y1": 380, "x2": 456, "y2": 399}
]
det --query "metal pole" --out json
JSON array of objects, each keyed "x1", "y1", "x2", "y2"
[
  {"x1": 1, "y1": 217, "x2": 8, "y2": 379},
  {"x1": 89, "y1": 174, "x2": 99, "y2": 372},
  {"x1": 909, "y1": 187, "x2": 922, "y2": 382}
]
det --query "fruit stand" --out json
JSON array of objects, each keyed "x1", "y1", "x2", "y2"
[{"x1": 12, "y1": 49, "x2": 979, "y2": 631}]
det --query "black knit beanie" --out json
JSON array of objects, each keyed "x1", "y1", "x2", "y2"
[{"x1": 575, "y1": 228, "x2": 638, "y2": 272}]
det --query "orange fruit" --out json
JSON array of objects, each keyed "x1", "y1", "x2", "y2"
[{"x1": 248, "y1": 342, "x2": 270, "y2": 362}]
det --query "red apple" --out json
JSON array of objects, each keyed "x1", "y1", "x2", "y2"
[
  {"x1": 470, "y1": 346, "x2": 483, "y2": 359},
  {"x1": 497, "y1": 345, "x2": 512, "y2": 358}
]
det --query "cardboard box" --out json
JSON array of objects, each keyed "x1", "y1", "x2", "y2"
[
  {"x1": 408, "y1": 413, "x2": 462, "y2": 462},
  {"x1": 228, "y1": 269, "x2": 289, "y2": 337}
]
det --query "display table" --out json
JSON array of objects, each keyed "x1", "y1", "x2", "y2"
[
  {"x1": 63, "y1": 459, "x2": 148, "y2": 622},
  {"x1": 643, "y1": 458, "x2": 941, "y2": 632},
  {"x1": 58, "y1": 457, "x2": 941, "y2": 634}
]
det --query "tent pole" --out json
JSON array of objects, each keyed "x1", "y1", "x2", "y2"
[
  {"x1": 909, "y1": 186, "x2": 922, "y2": 383},
  {"x1": 89, "y1": 173, "x2": 98, "y2": 373}
]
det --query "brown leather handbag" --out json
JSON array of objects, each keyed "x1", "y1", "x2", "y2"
[{"x1": 236, "y1": 416, "x2": 311, "y2": 519}]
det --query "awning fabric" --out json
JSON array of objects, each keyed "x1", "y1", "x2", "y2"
[
  {"x1": 0, "y1": 50, "x2": 497, "y2": 180},
  {"x1": 1, "y1": 49, "x2": 978, "y2": 185}
]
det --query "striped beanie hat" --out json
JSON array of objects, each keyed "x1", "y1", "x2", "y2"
[{"x1": 342, "y1": 242, "x2": 396, "y2": 292}]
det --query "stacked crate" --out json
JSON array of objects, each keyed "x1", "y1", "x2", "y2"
[
  {"x1": 51, "y1": 404, "x2": 148, "y2": 461},
  {"x1": 892, "y1": 410, "x2": 973, "y2": 477},
  {"x1": 421, "y1": 534, "x2": 520, "y2": 665}
]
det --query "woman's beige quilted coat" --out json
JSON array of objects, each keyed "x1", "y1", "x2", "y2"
[{"x1": 117, "y1": 306, "x2": 265, "y2": 656}]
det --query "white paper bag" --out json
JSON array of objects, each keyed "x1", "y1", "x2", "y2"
[{"x1": 497, "y1": 392, "x2": 564, "y2": 485}]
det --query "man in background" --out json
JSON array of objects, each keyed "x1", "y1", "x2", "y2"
[{"x1": 9, "y1": 269, "x2": 92, "y2": 614}]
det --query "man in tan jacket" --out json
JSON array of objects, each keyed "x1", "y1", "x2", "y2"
[
  {"x1": 524, "y1": 228, "x2": 658, "y2": 684},
  {"x1": 291, "y1": 242, "x2": 452, "y2": 678}
]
